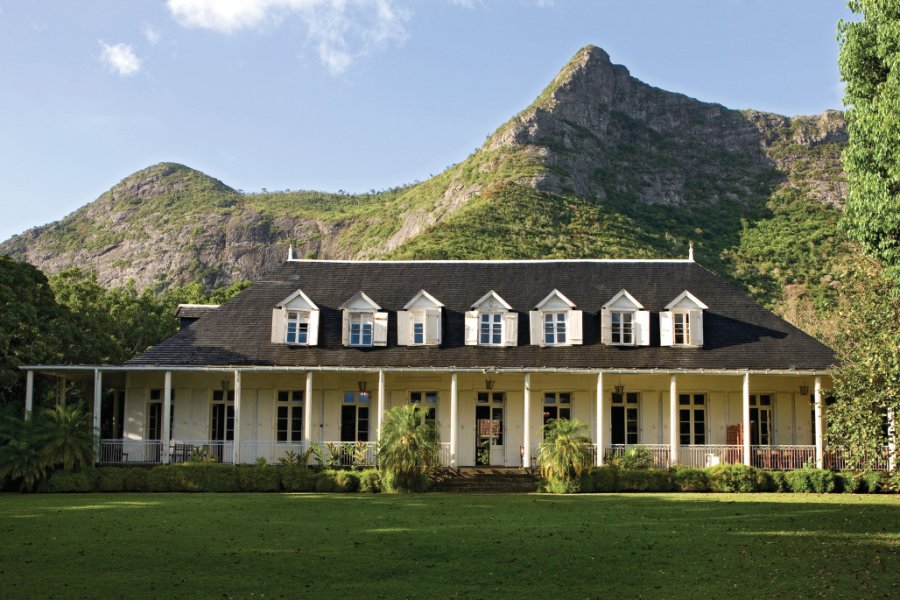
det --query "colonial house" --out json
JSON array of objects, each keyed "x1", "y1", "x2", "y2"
[{"x1": 23, "y1": 254, "x2": 857, "y2": 471}]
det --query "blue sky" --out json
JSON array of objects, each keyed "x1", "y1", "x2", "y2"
[{"x1": 0, "y1": 1, "x2": 853, "y2": 242}]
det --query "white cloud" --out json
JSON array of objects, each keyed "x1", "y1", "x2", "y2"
[
  {"x1": 166, "y1": 0, "x2": 409, "y2": 74},
  {"x1": 99, "y1": 41, "x2": 142, "y2": 76},
  {"x1": 143, "y1": 25, "x2": 161, "y2": 45},
  {"x1": 446, "y1": 0, "x2": 481, "y2": 8}
]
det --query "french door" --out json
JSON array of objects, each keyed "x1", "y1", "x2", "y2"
[{"x1": 475, "y1": 392, "x2": 505, "y2": 465}]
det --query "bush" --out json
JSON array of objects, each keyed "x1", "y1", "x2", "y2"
[
  {"x1": 769, "y1": 471, "x2": 790, "y2": 493},
  {"x1": 358, "y1": 469, "x2": 381, "y2": 493},
  {"x1": 835, "y1": 472, "x2": 865, "y2": 494},
  {"x1": 862, "y1": 471, "x2": 883, "y2": 493},
  {"x1": 37, "y1": 468, "x2": 98, "y2": 493},
  {"x1": 280, "y1": 466, "x2": 319, "y2": 492},
  {"x1": 96, "y1": 468, "x2": 127, "y2": 492},
  {"x1": 146, "y1": 466, "x2": 196, "y2": 492},
  {"x1": 619, "y1": 446, "x2": 655, "y2": 469},
  {"x1": 674, "y1": 468, "x2": 709, "y2": 492},
  {"x1": 590, "y1": 466, "x2": 618, "y2": 492},
  {"x1": 617, "y1": 468, "x2": 675, "y2": 492},
  {"x1": 315, "y1": 471, "x2": 338, "y2": 493},
  {"x1": 334, "y1": 471, "x2": 360, "y2": 493},
  {"x1": 706, "y1": 464, "x2": 763, "y2": 493},
  {"x1": 174, "y1": 464, "x2": 238, "y2": 492},
  {"x1": 382, "y1": 470, "x2": 431, "y2": 493},
  {"x1": 784, "y1": 468, "x2": 836, "y2": 493},
  {"x1": 237, "y1": 465, "x2": 281, "y2": 492}
]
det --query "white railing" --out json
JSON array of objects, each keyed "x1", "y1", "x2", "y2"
[
  {"x1": 99, "y1": 439, "x2": 164, "y2": 464},
  {"x1": 827, "y1": 447, "x2": 891, "y2": 471},
  {"x1": 311, "y1": 441, "x2": 377, "y2": 468},
  {"x1": 605, "y1": 444, "x2": 671, "y2": 468},
  {"x1": 240, "y1": 441, "x2": 308, "y2": 465},
  {"x1": 167, "y1": 440, "x2": 232, "y2": 463},
  {"x1": 438, "y1": 442, "x2": 452, "y2": 468},
  {"x1": 680, "y1": 445, "x2": 743, "y2": 468},
  {"x1": 527, "y1": 443, "x2": 597, "y2": 470},
  {"x1": 750, "y1": 445, "x2": 814, "y2": 470}
]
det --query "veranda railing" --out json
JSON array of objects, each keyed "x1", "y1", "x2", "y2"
[{"x1": 605, "y1": 444, "x2": 671, "y2": 467}]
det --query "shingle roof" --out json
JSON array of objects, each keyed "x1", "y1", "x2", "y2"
[{"x1": 129, "y1": 260, "x2": 836, "y2": 371}]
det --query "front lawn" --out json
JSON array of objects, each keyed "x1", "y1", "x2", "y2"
[{"x1": 1, "y1": 493, "x2": 897, "y2": 598}]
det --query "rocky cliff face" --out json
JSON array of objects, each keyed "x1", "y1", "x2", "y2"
[{"x1": 0, "y1": 45, "x2": 847, "y2": 290}]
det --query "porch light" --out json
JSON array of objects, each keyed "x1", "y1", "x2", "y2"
[
  {"x1": 357, "y1": 380, "x2": 368, "y2": 393},
  {"x1": 485, "y1": 377, "x2": 496, "y2": 390},
  {"x1": 221, "y1": 380, "x2": 230, "y2": 392},
  {"x1": 799, "y1": 385, "x2": 809, "y2": 396},
  {"x1": 614, "y1": 384, "x2": 625, "y2": 396}
]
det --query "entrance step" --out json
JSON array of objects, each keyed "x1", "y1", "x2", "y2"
[{"x1": 432, "y1": 467, "x2": 539, "y2": 493}]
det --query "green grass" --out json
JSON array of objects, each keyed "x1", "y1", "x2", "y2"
[{"x1": 1, "y1": 493, "x2": 897, "y2": 599}]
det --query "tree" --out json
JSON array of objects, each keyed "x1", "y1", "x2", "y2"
[
  {"x1": 376, "y1": 405, "x2": 439, "y2": 492},
  {"x1": 536, "y1": 418, "x2": 593, "y2": 493},
  {"x1": 838, "y1": 1, "x2": 900, "y2": 281},
  {"x1": 39, "y1": 404, "x2": 95, "y2": 472}
]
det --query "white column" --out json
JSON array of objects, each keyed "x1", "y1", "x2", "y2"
[
  {"x1": 304, "y1": 371, "x2": 313, "y2": 447},
  {"x1": 376, "y1": 370, "x2": 385, "y2": 442},
  {"x1": 93, "y1": 369, "x2": 103, "y2": 463},
  {"x1": 161, "y1": 371, "x2": 172, "y2": 464},
  {"x1": 743, "y1": 373, "x2": 752, "y2": 466},
  {"x1": 669, "y1": 375, "x2": 678, "y2": 466},
  {"x1": 887, "y1": 408, "x2": 896, "y2": 473},
  {"x1": 233, "y1": 370, "x2": 242, "y2": 465},
  {"x1": 25, "y1": 370, "x2": 34, "y2": 417},
  {"x1": 523, "y1": 373, "x2": 531, "y2": 469},
  {"x1": 814, "y1": 376, "x2": 824, "y2": 469},
  {"x1": 596, "y1": 371, "x2": 605, "y2": 466},
  {"x1": 450, "y1": 373, "x2": 458, "y2": 468}
]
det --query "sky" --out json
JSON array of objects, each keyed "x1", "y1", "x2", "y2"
[{"x1": 0, "y1": 0, "x2": 854, "y2": 242}]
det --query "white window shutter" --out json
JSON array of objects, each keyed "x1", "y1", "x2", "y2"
[
  {"x1": 600, "y1": 308, "x2": 612, "y2": 345},
  {"x1": 659, "y1": 311, "x2": 674, "y2": 347},
  {"x1": 373, "y1": 312, "x2": 388, "y2": 346},
  {"x1": 690, "y1": 309, "x2": 704, "y2": 346},
  {"x1": 529, "y1": 311, "x2": 542, "y2": 346},
  {"x1": 271, "y1": 308, "x2": 286, "y2": 344},
  {"x1": 568, "y1": 310, "x2": 583, "y2": 345},
  {"x1": 397, "y1": 310, "x2": 410, "y2": 346},
  {"x1": 307, "y1": 310, "x2": 320, "y2": 346},
  {"x1": 504, "y1": 312, "x2": 518, "y2": 346},
  {"x1": 634, "y1": 310, "x2": 650, "y2": 346},
  {"x1": 341, "y1": 310, "x2": 350, "y2": 346},
  {"x1": 426, "y1": 310, "x2": 441, "y2": 345},
  {"x1": 464, "y1": 311, "x2": 479, "y2": 346}
]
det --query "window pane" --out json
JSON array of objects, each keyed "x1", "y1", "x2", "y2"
[
  {"x1": 286, "y1": 321, "x2": 297, "y2": 343},
  {"x1": 410, "y1": 392, "x2": 421, "y2": 403},
  {"x1": 559, "y1": 393, "x2": 571, "y2": 404},
  {"x1": 477, "y1": 392, "x2": 489, "y2": 403},
  {"x1": 425, "y1": 392, "x2": 438, "y2": 404},
  {"x1": 344, "y1": 392, "x2": 355, "y2": 404},
  {"x1": 278, "y1": 391, "x2": 289, "y2": 402},
  {"x1": 544, "y1": 393, "x2": 556, "y2": 405}
]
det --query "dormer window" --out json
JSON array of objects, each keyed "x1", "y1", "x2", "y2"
[
  {"x1": 660, "y1": 291, "x2": 707, "y2": 347},
  {"x1": 397, "y1": 290, "x2": 443, "y2": 347},
  {"x1": 465, "y1": 291, "x2": 518, "y2": 347},
  {"x1": 271, "y1": 289, "x2": 319, "y2": 346},
  {"x1": 601, "y1": 290, "x2": 649, "y2": 346},
  {"x1": 340, "y1": 292, "x2": 388, "y2": 347},
  {"x1": 530, "y1": 289, "x2": 582, "y2": 347}
]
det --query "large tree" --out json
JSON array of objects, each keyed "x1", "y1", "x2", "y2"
[{"x1": 838, "y1": 0, "x2": 900, "y2": 281}]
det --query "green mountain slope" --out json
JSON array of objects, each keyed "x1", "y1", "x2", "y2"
[{"x1": 0, "y1": 45, "x2": 851, "y2": 329}]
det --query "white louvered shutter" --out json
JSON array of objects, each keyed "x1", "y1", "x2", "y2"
[
  {"x1": 396, "y1": 310, "x2": 410, "y2": 346},
  {"x1": 373, "y1": 312, "x2": 388, "y2": 346},
  {"x1": 504, "y1": 312, "x2": 518, "y2": 346},
  {"x1": 634, "y1": 310, "x2": 650, "y2": 346},
  {"x1": 464, "y1": 311, "x2": 479, "y2": 346},
  {"x1": 426, "y1": 310, "x2": 441, "y2": 345},
  {"x1": 568, "y1": 310, "x2": 583, "y2": 345},
  {"x1": 529, "y1": 311, "x2": 542, "y2": 346},
  {"x1": 600, "y1": 308, "x2": 612, "y2": 345},
  {"x1": 341, "y1": 310, "x2": 350, "y2": 346},
  {"x1": 689, "y1": 309, "x2": 704, "y2": 346},
  {"x1": 659, "y1": 311, "x2": 674, "y2": 347},
  {"x1": 271, "y1": 308, "x2": 286, "y2": 344},
  {"x1": 307, "y1": 310, "x2": 320, "y2": 346}
]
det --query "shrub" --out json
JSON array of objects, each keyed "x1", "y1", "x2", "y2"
[
  {"x1": 835, "y1": 472, "x2": 865, "y2": 494},
  {"x1": 146, "y1": 466, "x2": 196, "y2": 492},
  {"x1": 358, "y1": 469, "x2": 382, "y2": 493},
  {"x1": 537, "y1": 418, "x2": 593, "y2": 493},
  {"x1": 334, "y1": 471, "x2": 360, "y2": 493},
  {"x1": 862, "y1": 471, "x2": 883, "y2": 493},
  {"x1": 706, "y1": 464, "x2": 763, "y2": 493},
  {"x1": 617, "y1": 468, "x2": 675, "y2": 492},
  {"x1": 122, "y1": 467, "x2": 149, "y2": 492},
  {"x1": 769, "y1": 471, "x2": 790, "y2": 492},
  {"x1": 236, "y1": 465, "x2": 281, "y2": 492},
  {"x1": 674, "y1": 468, "x2": 709, "y2": 492},
  {"x1": 377, "y1": 405, "x2": 439, "y2": 493},
  {"x1": 96, "y1": 468, "x2": 127, "y2": 492},
  {"x1": 619, "y1": 446, "x2": 655, "y2": 469},
  {"x1": 590, "y1": 466, "x2": 618, "y2": 492},
  {"x1": 315, "y1": 471, "x2": 338, "y2": 493},
  {"x1": 38, "y1": 469, "x2": 97, "y2": 493},
  {"x1": 175, "y1": 464, "x2": 238, "y2": 492},
  {"x1": 280, "y1": 466, "x2": 319, "y2": 492},
  {"x1": 784, "y1": 468, "x2": 836, "y2": 493}
]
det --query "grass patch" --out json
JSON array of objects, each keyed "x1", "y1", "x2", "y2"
[{"x1": 0, "y1": 493, "x2": 897, "y2": 598}]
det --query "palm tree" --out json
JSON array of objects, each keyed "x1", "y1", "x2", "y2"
[
  {"x1": 537, "y1": 418, "x2": 593, "y2": 486},
  {"x1": 377, "y1": 405, "x2": 439, "y2": 492},
  {"x1": 39, "y1": 404, "x2": 95, "y2": 471},
  {"x1": 0, "y1": 416, "x2": 48, "y2": 491}
]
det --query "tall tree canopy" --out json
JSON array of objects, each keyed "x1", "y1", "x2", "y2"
[{"x1": 838, "y1": 0, "x2": 900, "y2": 280}]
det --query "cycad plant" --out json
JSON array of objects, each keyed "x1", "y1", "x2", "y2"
[
  {"x1": 377, "y1": 405, "x2": 439, "y2": 492},
  {"x1": 537, "y1": 418, "x2": 592, "y2": 493},
  {"x1": 39, "y1": 404, "x2": 95, "y2": 472},
  {"x1": 0, "y1": 415, "x2": 48, "y2": 491}
]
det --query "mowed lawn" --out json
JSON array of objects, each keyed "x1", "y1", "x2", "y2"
[{"x1": 1, "y1": 493, "x2": 898, "y2": 599}]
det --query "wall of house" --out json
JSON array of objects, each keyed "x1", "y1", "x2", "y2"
[{"x1": 118, "y1": 370, "x2": 830, "y2": 465}]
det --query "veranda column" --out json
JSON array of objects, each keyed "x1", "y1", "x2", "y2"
[
  {"x1": 24, "y1": 370, "x2": 34, "y2": 417},
  {"x1": 93, "y1": 369, "x2": 103, "y2": 463},
  {"x1": 161, "y1": 371, "x2": 173, "y2": 464},
  {"x1": 814, "y1": 376, "x2": 824, "y2": 469},
  {"x1": 523, "y1": 373, "x2": 531, "y2": 469},
  {"x1": 596, "y1": 371, "x2": 605, "y2": 466},
  {"x1": 742, "y1": 373, "x2": 752, "y2": 466},
  {"x1": 887, "y1": 409, "x2": 896, "y2": 472},
  {"x1": 450, "y1": 373, "x2": 458, "y2": 468},
  {"x1": 233, "y1": 369, "x2": 242, "y2": 465},
  {"x1": 376, "y1": 370, "x2": 385, "y2": 442},
  {"x1": 304, "y1": 371, "x2": 313, "y2": 449},
  {"x1": 669, "y1": 375, "x2": 678, "y2": 466}
]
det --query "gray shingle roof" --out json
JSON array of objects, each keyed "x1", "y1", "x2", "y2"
[{"x1": 129, "y1": 260, "x2": 835, "y2": 371}]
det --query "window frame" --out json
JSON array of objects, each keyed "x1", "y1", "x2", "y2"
[
  {"x1": 610, "y1": 310, "x2": 635, "y2": 345},
  {"x1": 610, "y1": 391, "x2": 640, "y2": 445},
  {"x1": 678, "y1": 393, "x2": 706, "y2": 446},
  {"x1": 348, "y1": 312, "x2": 375, "y2": 347},
  {"x1": 542, "y1": 392, "x2": 572, "y2": 434},
  {"x1": 275, "y1": 390, "x2": 304, "y2": 443},
  {"x1": 543, "y1": 311, "x2": 568, "y2": 345},
  {"x1": 672, "y1": 311, "x2": 692, "y2": 346},
  {"x1": 750, "y1": 394, "x2": 773, "y2": 446},
  {"x1": 411, "y1": 311, "x2": 427, "y2": 345},
  {"x1": 479, "y1": 312, "x2": 505, "y2": 346},
  {"x1": 409, "y1": 391, "x2": 438, "y2": 428},
  {"x1": 285, "y1": 310, "x2": 310, "y2": 345}
]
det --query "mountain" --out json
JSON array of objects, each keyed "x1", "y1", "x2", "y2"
[{"x1": 0, "y1": 46, "x2": 850, "y2": 318}]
